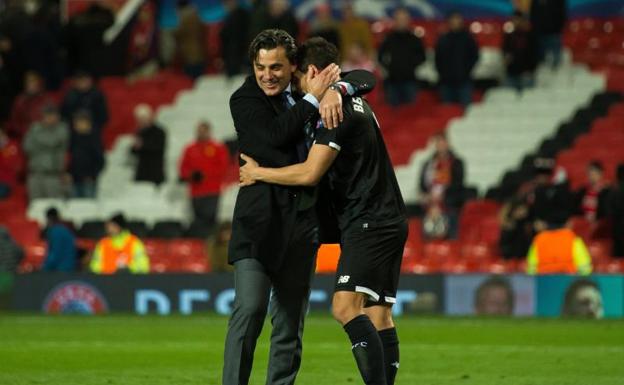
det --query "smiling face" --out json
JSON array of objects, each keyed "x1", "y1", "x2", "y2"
[{"x1": 253, "y1": 47, "x2": 296, "y2": 97}]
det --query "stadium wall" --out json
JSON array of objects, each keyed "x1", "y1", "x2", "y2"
[{"x1": 5, "y1": 273, "x2": 623, "y2": 318}]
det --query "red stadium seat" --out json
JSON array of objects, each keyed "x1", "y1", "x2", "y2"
[
  {"x1": 593, "y1": 259, "x2": 621, "y2": 274},
  {"x1": 568, "y1": 216, "x2": 591, "y2": 242},
  {"x1": 609, "y1": 103, "x2": 624, "y2": 116},
  {"x1": 587, "y1": 240, "x2": 613, "y2": 264},
  {"x1": 461, "y1": 241, "x2": 497, "y2": 262},
  {"x1": 6, "y1": 220, "x2": 40, "y2": 247},
  {"x1": 423, "y1": 240, "x2": 460, "y2": 261},
  {"x1": 17, "y1": 241, "x2": 47, "y2": 272},
  {"x1": 407, "y1": 218, "x2": 423, "y2": 247}
]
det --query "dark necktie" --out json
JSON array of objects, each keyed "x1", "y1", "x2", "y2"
[
  {"x1": 282, "y1": 91, "x2": 318, "y2": 210},
  {"x1": 283, "y1": 90, "x2": 316, "y2": 160}
]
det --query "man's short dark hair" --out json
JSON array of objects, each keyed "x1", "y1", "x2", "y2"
[
  {"x1": 46, "y1": 207, "x2": 60, "y2": 222},
  {"x1": 248, "y1": 29, "x2": 297, "y2": 64},
  {"x1": 108, "y1": 213, "x2": 127, "y2": 230},
  {"x1": 588, "y1": 159, "x2": 604, "y2": 172},
  {"x1": 296, "y1": 37, "x2": 339, "y2": 73}
]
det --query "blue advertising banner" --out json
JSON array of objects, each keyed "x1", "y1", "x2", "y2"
[
  {"x1": 10, "y1": 273, "x2": 624, "y2": 318},
  {"x1": 10, "y1": 273, "x2": 445, "y2": 316},
  {"x1": 159, "y1": 0, "x2": 624, "y2": 28},
  {"x1": 536, "y1": 275, "x2": 624, "y2": 318}
]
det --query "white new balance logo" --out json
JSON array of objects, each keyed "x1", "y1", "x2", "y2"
[
  {"x1": 338, "y1": 275, "x2": 350, "y2": 284},
  {"x1": 391, "y1": 362, "x2": 400, "y2": 369},
  {"x1": 352, "y1": 341, "x2": 368, "y2": 349}
]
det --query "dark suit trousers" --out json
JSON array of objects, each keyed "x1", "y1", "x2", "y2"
[{"x1": 222, "y1": 210, "x2": 318, "y2": 385}]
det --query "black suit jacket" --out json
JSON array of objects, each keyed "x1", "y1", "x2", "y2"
[{"x1": 228, "y1": 70, "x2": 376, "y2": 271}]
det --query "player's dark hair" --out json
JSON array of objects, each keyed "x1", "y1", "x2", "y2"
[
  {"x1": 249, "y1": 29, "x2": 297, "y2": 64},
  {"x1": 562, "y1": 278, "x2": 599, "y2": 316},
  {"x1": 296, "y1": 37, "x2": 339, "y2": 72},
  {"x1": 474, "y1": 276, "x2": 515, "y2": 312}
]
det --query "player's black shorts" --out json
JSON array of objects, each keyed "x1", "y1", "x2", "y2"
[{"x1": 335, "y1": 219, "x2": 408, "y2": 306}]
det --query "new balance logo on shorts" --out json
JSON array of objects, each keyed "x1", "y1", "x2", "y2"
[{"x1": 338, "y1": 275, "x2": 350, "y2": 284}]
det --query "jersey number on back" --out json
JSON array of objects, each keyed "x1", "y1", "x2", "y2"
[{"x1": 352, "y1": 97, "x2": 364, "y2": 113}]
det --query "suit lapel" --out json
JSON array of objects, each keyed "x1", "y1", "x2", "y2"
[{"x1": 268, "y1": 94, "x2": 286, "y2": 114}]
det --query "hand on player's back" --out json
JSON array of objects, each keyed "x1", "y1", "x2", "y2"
[
  {"x1": 320, "y1": 89, "x2": 343, "y2": 129},
  {"x1": 239, "y1": 153, "x2": 260, "y2": 187}
]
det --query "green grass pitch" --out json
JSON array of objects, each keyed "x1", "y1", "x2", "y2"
[{"x1": 1, "y1": 314, "x2": 623, "y2": 385}]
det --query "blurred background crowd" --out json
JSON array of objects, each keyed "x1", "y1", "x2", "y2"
[{"x1": 0, "y1": 0, "x2": 623, "y2": 277}]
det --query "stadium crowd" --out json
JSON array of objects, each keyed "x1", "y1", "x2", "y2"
[{"x1": 0, "y1": 0, "x2": 623, "y2": 275}]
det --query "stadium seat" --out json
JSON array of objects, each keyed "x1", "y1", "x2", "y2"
[
  {"x1": 18, "y1": 241, "x2": 47, "y2": 273},
  {"x1": 64, "y1": 199, "x2": 102, "y2": 226},
  {"x1": 587, "y1": 240, "x2": 612, "y2": 264},
  {"x1": 127, "y1": 220, "x2": 150, "y2": 239},
  {"x1": 149, "y1": 221, "x2": 184, "y2": 239},
  {"x1": 423, "y1": 241, "x2": 460, "y2": 261},
  {"x1": 569, "y1": 216, "x2": 592, "y2": 241},
  {"x1": 6, "y1": 220, "x2": 40, "y2": 246},
  {"x1": 184, "y1": 220, "x2": 213, "y2": 239},
  {"x1": 78, "y1": 221, "x2": 107, "y2": 240}
]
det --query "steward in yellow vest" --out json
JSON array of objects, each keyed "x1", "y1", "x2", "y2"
[
  {"x1": 526, "y1": 226, "x2": 592, "y2": 275},
  {"x1": 90, "y1": 214, "x2": 149, "y2": 274}
]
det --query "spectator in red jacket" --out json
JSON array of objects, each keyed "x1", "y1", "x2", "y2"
[
  {"x1": 6, "y1": 71, "x2": 54, "y2": 140},
  {"x1": 574, "y1": 160, "x2": 610, "y2": 222},
  {"x1": 179, "y1": 121, "x2": 229, "y2": 227},
  {"x1": 0, "y1": 126, "x2": 24, "y2": 199}
]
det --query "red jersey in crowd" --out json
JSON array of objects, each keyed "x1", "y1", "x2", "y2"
[
  {"x1": 179, "y1": 139, "x2": 229, "y2": 197},
  {"x1": 581, "y1": 184, "x2": 604, "y2": 221},
  {"x1": 0, "y1": 138, "x2": 24, "y2": 186}
]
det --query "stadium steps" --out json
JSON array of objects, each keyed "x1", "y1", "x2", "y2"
[
  {"x1": 451, "y1": 63, "x2": 605, "y2": 196},
  {"x1": 485, "y1": 91, "x2": 623, "y2": 201}
]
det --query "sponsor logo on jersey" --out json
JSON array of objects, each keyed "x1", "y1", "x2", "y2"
[
  {"x1": 337, "y1": 275, "x2": 350, "y2": 284},
  {"x1": 43, "y1": 281, "x2": 109, "y2": 315}
]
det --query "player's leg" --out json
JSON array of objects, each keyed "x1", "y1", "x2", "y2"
[
  {"x1": 332, "y1": 291, "x2": 387, "y2": 385},
  {"x1": 223, "y1": 258, "x2": 272, "y2": 385},
  {"x1": 365, "y1": 305, "x2": 399, "y2": 385},
  {"x1": 365, "y1": 219, "x2": 407, "y2": 385},
  {"x1": 265, "y1": 211, "x2": 318, "y2": 385}
]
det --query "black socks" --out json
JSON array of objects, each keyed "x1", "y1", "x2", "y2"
[
  {"x1": 378, "y1": 328, "x2": 399, "y2": 385},
  {"x1": 343, "y1": 315, "x2": 387, "y2": 385}
]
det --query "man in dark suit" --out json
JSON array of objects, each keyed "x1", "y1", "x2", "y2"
[{"x1": 223, "y1": 29, "x2": 375, "y2": 385}]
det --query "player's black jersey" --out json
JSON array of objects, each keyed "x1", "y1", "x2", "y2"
[{"x1": 314, "y1": 96, "x2": 406, "y2": 233}]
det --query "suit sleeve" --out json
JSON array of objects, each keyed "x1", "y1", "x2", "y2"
[
  {"x1": 230, "y1": 91, "x2": 317, "y2": 151},
  {"x1": 340, "y1": 70, "x2": 377, "y2": 96}
]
